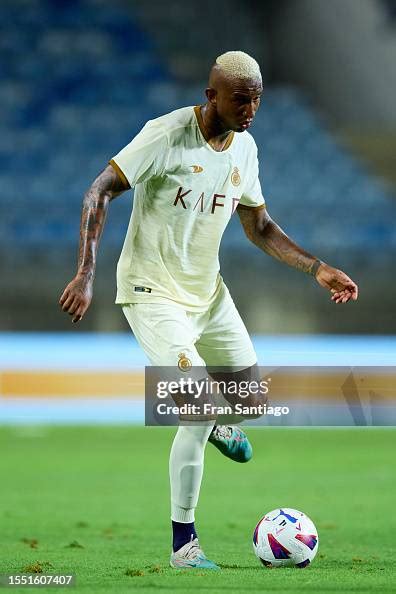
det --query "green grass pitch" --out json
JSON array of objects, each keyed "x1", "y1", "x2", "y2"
[{"x1": 0, "y1": 426, "x2": 395, "y2": 593}]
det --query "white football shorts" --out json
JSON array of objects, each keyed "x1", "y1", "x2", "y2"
[{"x1": 121, "y1": 281, "x2": 257, "y2": 370}]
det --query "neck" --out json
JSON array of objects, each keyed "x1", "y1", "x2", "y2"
[{"x1": 200, "y1": 104, "x2": 231, "y2": 149}]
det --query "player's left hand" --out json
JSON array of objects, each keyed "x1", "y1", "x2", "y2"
[{"x1": 315, "y1": 263, "x2": 358, "y2": 304}]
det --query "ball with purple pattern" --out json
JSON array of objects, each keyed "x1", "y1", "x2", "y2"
[{"x1": 252, "y1": 508, "x2": 319, "y2": 568}]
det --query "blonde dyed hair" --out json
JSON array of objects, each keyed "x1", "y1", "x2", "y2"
[{"x1": 215, "y1": 51, "x2": 262, "y2": 81}]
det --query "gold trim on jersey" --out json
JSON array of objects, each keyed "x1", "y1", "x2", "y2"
[
  {"x1": 194, "y1": 106, "x2": 234, "y2": 152},
  {"x1": 237, "y1": 203, "x2": 266, "y2": 211},
  {"x1": 109, "y1": 158, "x2": 130, "y2": 188}
]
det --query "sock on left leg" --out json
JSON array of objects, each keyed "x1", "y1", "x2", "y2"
[{"x1": 172, "y1": 520, "x2": 198, "y2": 552}]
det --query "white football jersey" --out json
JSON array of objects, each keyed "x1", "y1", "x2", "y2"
[{"x1": 110, "y1": 105, "x2": 265, "y2": 311}]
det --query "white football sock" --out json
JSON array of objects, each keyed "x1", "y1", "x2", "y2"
[{"x1": 169, "y1": 422, "x2": 215, "y2": 523}]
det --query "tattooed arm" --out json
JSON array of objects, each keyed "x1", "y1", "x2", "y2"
[
  {"x1": 59, "y1": 164, "x2": 130, "y2": 323},
  {"x1": 237, "y1": 205, "x2": 358, "y2": 303}
]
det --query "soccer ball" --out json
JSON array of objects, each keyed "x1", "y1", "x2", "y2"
[{"x1": 253, "y1": 508, "x2": 319, "y2": 568}]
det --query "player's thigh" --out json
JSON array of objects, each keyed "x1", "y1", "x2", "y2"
[
  {"x1": 122, "y1": 303, "x2": 205, "y2": 367},
  {"x1": 123, "y1": 304, "x2": 216, "y2": 422},
  {"x1": 195, "y1": 283, "x2": 257, "y2": 369}
]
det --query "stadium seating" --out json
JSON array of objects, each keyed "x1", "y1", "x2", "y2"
[{"x1": 1, "y1": 0, "x2": 396, "y2": 267}]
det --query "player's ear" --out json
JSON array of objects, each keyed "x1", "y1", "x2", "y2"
[{"x1": 205, "y1": 87, "x2": 217, "y2": 106}]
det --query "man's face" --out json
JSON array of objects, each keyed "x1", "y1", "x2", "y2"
[{"x1": 212, "y1": 77, "x2": 263, "y2": 133}]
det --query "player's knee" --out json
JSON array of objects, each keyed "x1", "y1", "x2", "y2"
[{"x1": 236, "y1": 391, "x2": 268, "y2": 419}]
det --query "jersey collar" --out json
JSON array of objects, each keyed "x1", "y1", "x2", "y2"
[{"x1": 194, "y1": 106, "x2": 234, "y2": 152}]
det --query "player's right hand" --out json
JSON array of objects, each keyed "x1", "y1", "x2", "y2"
[{"x1": 59, "y1": 273, "x2": 93, "y2": 323}]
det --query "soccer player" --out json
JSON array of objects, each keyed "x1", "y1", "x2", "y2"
[{"x1": 60, "y1": 51, "x2": 358, "y2": 569}]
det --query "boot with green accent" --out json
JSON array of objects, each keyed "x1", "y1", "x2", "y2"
[{"x1": 208, "y1": 425, "x2": 252, "y2": 463}]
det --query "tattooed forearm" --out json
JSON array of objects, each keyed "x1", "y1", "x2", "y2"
[
  {"x1": 77, "y1": 187, "x2": 109, "y2": 278},
  {"x1": 77, "y1": 164, "x2": 129, "y2": 277},
  {"x1": 237, "y1": 206, "x2": 319, "y2": 275},
  {"x1": 253, "y1": 218, "x2": 318, "y2": 274}
]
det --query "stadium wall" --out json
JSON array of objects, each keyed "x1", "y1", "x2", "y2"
[{"x1": 1, "y1": 333, "x2": 396, "y2": 426}]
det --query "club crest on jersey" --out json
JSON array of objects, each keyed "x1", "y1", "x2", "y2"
[
  {"x1": 190, "y1": 165, "x2": 203, "y2": 173},
  {"x1": 231, "y1": 167, "x2": 241, "y2": 186},
  {"x1": 178, "y1": 352, "x2": 192, "y2": 372}
]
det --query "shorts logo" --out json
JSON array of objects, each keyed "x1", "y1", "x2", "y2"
[
  {"x1": 178, "y1": 352, "x2": 192, "y2": 372},
  {"x1": 190, "y1": 165, "x2": 204, "y2": 173},
  {"x1": 134, "y1": 286, "x2": 152, "y2": 293},
  {"x1": 231, "y1": 167, "x2": 241, "y2": 186}
]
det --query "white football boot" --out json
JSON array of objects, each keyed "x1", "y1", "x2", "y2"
[{"x1": 170, "y1": 537, "x2": 219, "y2": 570}]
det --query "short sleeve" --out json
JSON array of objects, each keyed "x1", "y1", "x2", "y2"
[
  {"x1": 239, "y1": 143, "x2": 266, "y2": 209},
  {"x1": 110, "y1": 120, "x2": 169, "y2": 187}
]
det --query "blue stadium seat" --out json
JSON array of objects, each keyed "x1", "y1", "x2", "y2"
[{"x1": 1, "y1": 2, "x2": 396, "y2": 261}]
